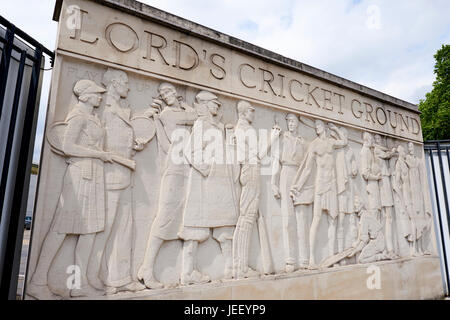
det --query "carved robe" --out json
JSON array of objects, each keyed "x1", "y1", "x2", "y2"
[
  {"x1": 53, "y1": 107, "x2": 106, "y2": 235},
  {"x1": 373, "y1": 145, "x2": 394, "y2": 207},
  {"x1": 336, "y1": 147, "x2": 357, "y2": 214},
  {"x1": 360, "y1": 145, "x2": 381, "y2": 211},
  {"x1": 150, "y1": 103, "x2": 198, "y2": 240},
  {"x1": 181, "y1": 116, "x2": 239, "y2": 228}
]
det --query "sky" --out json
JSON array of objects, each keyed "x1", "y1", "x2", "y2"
[{"x1": 1, "y1": 0, "x2": 449, "y2": 164}]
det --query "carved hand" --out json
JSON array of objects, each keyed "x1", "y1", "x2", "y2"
[
  {"x1": 271, "y1": 125, "x2": 281, "y2": 140},
  {"x1": 328, "y1": 123, "x2": 338, "y2": 131},
  {"x1": 134, "y1": 138, "x2": 146, "y2": 151},
  {"x1": 151, "y1": 98, "x2": 163, "y2": 110},
  {"x1": 100, "y1": 151, "x2": 114, "y2": 163},
  {"x1": 143, "y1": 107, "x2": 159, "y2": 118},
  {"x1": 272, "y1": 184, "x2": 281, "y2": 199}
]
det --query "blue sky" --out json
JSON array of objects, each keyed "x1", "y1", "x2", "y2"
[{"x1": 1, "y1": 0, "x2": 449, "y2": 164}]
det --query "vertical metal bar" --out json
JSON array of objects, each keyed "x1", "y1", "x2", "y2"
[
  {"x1": 429, "y1": 147, "x2": 450, "y2": 294},
  {"x1": 0, "y1": 45, "x2": 43, "y2": 299},
  {"x1": 0, "y1": 50, "x2": 26, "y2": 226},
  {"x1": 446, "y1": 147, "x2": 449, "y2": 172},
  {"x1": 437, "y1": 142, "x2": 450, "y2": 227},
  {"x1": 0, "y1": 25, "x2": 15, "y2": 118}
]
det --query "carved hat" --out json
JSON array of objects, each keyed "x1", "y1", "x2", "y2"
[
  {"x1": 195, "y1": 90, "x2": 221, "y2": 106},
  {"x1": 73, "y1": 79, "x2": 106, "y2": 97}
]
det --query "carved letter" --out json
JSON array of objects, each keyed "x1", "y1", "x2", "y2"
[
  {"x1": 239, "y1": 63, "x2": 256, "y2": 88},
  {"x1": 375, "y1": 106, "x2": 387, "y2": 125},
  {"x1": 105, "y1": 23, "x2": 139, "y2": 53},
  {"x1": 288, "y1": 79, "x2": 303, "y2": 102},
  {"x1": 398, "y1": 113, "x2": 409, "y2": 132},
  {"x1": 143, "y1": 31, "x2": 170, "y2": 65},
  {"x1": 410, "y1": 117, "x2": 421, "y2": 134},
  {"x1": 278, "y1": 74, "x2": 286, "y2": 98},
  {"x1": 209, "y1": 53, "x2": 226, "y2": 80},
  {"x1": 334, "y1": 92, "x2": 345, "y2": 115},
  {"x1": 173, "y1": 40, "x2": 199, "y2": 71},
  {"x1": 69, "y1": 9, "x2": 98, "y2": 44},
  {"x1": 387, "y1": 110, "x2": 398, "y2": 129},
  {"x1": 322, "y1": 88, "x2": 333, "y2": 111},
  {"x1": 351, "y1": 99, "x2": 363, "y2": 118},
  {"x1": 364, "y1": 102, "x2": 376, "y2": 123},
  {"x1": 259, "y1": 68, "x2": 277, "y2": 95},
  {"x1": 304, "y1": 83, "x2": 320, "y2": 108}
]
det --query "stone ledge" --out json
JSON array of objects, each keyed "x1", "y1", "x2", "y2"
[{"x1": 70, "y1": 256, "x2": 443, "y2": 300}]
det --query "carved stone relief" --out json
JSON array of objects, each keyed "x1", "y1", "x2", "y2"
[{"x1": 26, "y1": 0, "x2": 439, "y2": 299}]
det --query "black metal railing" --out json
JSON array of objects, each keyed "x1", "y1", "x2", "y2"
[
  {"x1": 0, "y1": 15, "x2": 53, "y2": 300},
  {"x1": 424, "y1": 140, "x2": 450, "y2": 295}
]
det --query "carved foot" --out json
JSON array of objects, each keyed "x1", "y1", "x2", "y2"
[
  {"x1": 105, "y1": 286, "x2": 118, "y2": 295},
  {"x1": 70, "y1": 285, "x2": 104, "y2": 298},
  {"x1": 119, "y1": 281, "x2": 146, "y2": 292},
  {"x1": 142, "y1": 276, "x2": 164, "y2": 290},
  {"x1": 298, "y1": 261, "x2": 309, "y2": 270},
  {"x1": 386, "y1": 251, "x2": 399, "y2": 260},
  {"x1": 285, "y1": 263, "x2": 295, "y2": 273},
  {"x1": 26, "y1": 282, "x2": 62, "y2": 300},
  {"x1": 181, "y1": 270, "x2": 210, "y2": 286},
  {"x1": 236, "y1": 267, "x2": 260, "y2": 280},
  {"x1": 223, "y1": 267, "x2": 233, "y2": 280},
  {"x1": 307, "y1": 263, "x2": 318, "y2": 270}
]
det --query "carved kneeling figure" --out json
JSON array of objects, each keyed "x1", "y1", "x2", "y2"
[{"x1": 348, "y1": 196, "x2": 388, "y2": 264}]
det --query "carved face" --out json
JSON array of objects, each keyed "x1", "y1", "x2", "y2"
[
  {"x1": 88, "y1": 93, "x2": 103, "y2": 108},
  {"x1": 397, "y1": 145, "x2": 405, "y2": 158},
  {"x1": 286, "y1": 117, "x2": 299, "y2": 133},
  {"x1": 207, "y1": 100, "x2": 220, "y2": 116},
  {"x1": 114, "y1": 77, "x2": 129, "y2": 98},
  {"x1": 160, "y1": 87, "x2": 178, "y2": 106},
  {"x1": 374, "y1": 134, "x2": 381, "y2": 145},
  {"x1": 408, "y1": 142, "x2": 414, "y2": 155},
  {"x1": 315, "y1": 122, "x2": 324, "y2": 135},
  {"x1": 364, "y1": 133, "x2": 373, "y2": 147},
  {"x1": 245, "y1": 107, "x2": 255, "y2": 123}
]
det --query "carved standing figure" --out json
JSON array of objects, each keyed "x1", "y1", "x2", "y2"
[
  {"x1": 291, "y1": 120, "x2": 347, "y2": 269},
  {"x1": 87, "y1": 68, "x2": 152, "y2": 295},
  {"x1": 232, "y1": 100, "x2": 280, "y2": 279},
  {"x1": 360, "y1": 132, "x2": 382, "y2": 220},
  {"x1": 405, "y1": 142, "x2": 429, "y2": 255},
  {"x1": 271, "y1": 113, "x2": 310, "y2": 272},
  {"x1": 392, "y1": 145, "x2": 417, "y2": 256},
  {"x1": 178, "y1": 91, "x2": 240, "y2": 284},
  {"x1": 373, "y1": 134, "x2": 398, "y2": 259},
  {"x1": 138, "y1": 82, "x2": 198, "y2": 288},
  {"x1": 27, "y1": 80, "x2": 110, "y2": 299},
  {"x1": 335, "y1": 127, "x2": 358, "y2": 262}
]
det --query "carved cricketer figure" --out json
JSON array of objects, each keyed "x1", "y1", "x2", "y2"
[
  {"x1": 232, "y1": 100, "x2": 280, "y2": 279},
  {"x1": 271, "y1": 113, "x2": 310, "y2": 272},
  {"x1": 291, "y1": 120, "x2": 347, "y2": 269}
]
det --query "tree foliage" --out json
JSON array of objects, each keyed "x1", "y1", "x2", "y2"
[{"x1": 418, "y1": 44, "x2": 450, "y2": 141}]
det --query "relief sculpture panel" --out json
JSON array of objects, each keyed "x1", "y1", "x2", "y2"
[{"x1": 25, "y1": 0, "x2": 440, "y2": 300}]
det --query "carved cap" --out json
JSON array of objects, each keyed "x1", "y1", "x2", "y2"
[
  {"x1": 195, "y1": 90, "x2": 221, "y2": 105},
  {"x1": 73, "y1": 79, "x2": 106, "y2": 97},
  {"x1": 237, "y1": 100, "x2": 254, "y2": 115}
]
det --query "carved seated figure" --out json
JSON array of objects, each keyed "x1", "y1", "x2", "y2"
[{"x1": 348, "y1": 195, "x2": 388, "y2": 264}]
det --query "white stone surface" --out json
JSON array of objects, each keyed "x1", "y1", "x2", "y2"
[{"x1": 25, "y1": 0, "x2": 442, "y2": 300}]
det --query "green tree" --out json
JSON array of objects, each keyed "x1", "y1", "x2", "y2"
[{"x1": 419, "y1": 44, "x2": 450, "y2": 140}]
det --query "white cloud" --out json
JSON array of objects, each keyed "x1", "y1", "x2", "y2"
[{"x1": 1, "y1": 0, "x2": 448, "y2": 164}]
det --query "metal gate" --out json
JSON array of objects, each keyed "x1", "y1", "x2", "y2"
[
  {"x1": 0, "y1": 15, "x2": 53, "y2": 299},
  {"x1": 424, "y1": 140, "x2": 450, "y2": 295}
]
